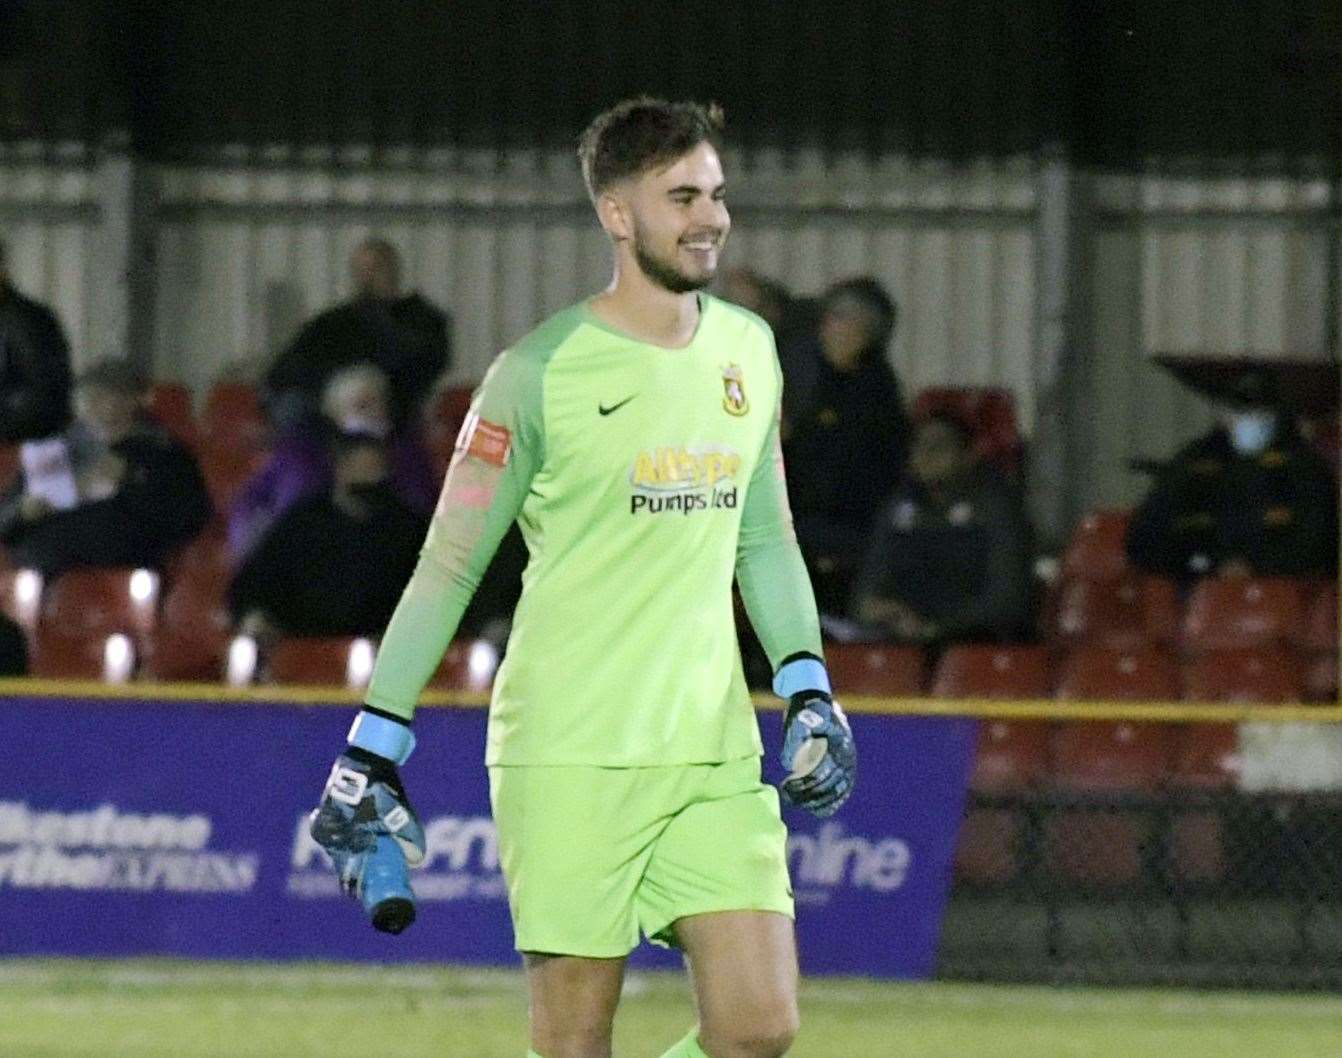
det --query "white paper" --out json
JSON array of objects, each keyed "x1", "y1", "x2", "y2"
[{"x1": 19, "y1": 437, "x2": 79, "y2": 510}]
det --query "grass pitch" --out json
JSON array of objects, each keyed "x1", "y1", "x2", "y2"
[{"x1": 0, "y1": 959, "x2": 1338, "y2": 1058}]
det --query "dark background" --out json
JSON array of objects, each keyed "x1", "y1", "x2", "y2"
[{"x1": 1, "y1": 0, "x2": 1339, "y2": 170}]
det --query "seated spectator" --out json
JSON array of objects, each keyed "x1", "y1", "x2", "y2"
[
  {"x1": 0, "y1": 612, "x2": 26, "y2": 676},
  {"x1": 780, "y1": 276, "x2": 910, "y2": 612},
  {"x1": 264, "y1": 237, "x2": 451, "y2": 431},
  {"x1": 0, "y1": 361, "x2": 211, "y2": 577},
  {"x1": 228, "y1": 432, "x2": 428, "y2": 639},
  {"x1": 228, "y1": 362, "x2": 436, "y2": 561},
  {"x1": 1126, "y1": 371, "x2": 1338, "y2": 582},
  {"x1": 721, "y1": 266, "x2": 818, "y2": 354},
  {"x1": 0, "y1": 236, "x2": 73, "y2": 443},
  {"x1": 849, "y1": 413, "x2": 1034, "y2": 645}
]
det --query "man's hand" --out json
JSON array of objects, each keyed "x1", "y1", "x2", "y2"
[
  {"x1": 309, "y1": 711, "x2": 425, "y2": 934},
  {"x1": 774, "y1": 655, "x2": 856, "y2": 817}
]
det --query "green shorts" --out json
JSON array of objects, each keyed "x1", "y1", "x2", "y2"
[{"x1": 488, "y1": 754, "x2": 793, "y2": 958}]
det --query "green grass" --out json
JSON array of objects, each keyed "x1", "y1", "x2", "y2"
[{"x1": 0, "y1": 959, "x2": 1339, "y2": 1058}]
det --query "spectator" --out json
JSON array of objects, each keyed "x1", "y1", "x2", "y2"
[
  {"x1": 0, "y1": 612, "x2": 26, "y2": 676},
  {"x1": 780, "y1": 276, "x2": 910, "y2": 612},
  {"x1": 228, "y1": 432, "x2": 428, "y2": 639},
  {"x1": 0, "y1": 237, "x2": 73, "y2": 442},
  {"x1": 850, "y1": 412, "x2": 1034, "y2": 645},
  {"x1": 264, "y1": 237, "x2": 451, "y2": 430},
  {"x1": 721, "y1": 266, "x2": 818, "y2": 354},
  {"x1": 0, "y1": 361, "x2": 211, "y2": 577},
  {"x1": 228, "y1": 362, "x2": 436, "y2": 561},
  {"x1": 1126, "y1": 371, "x2": 1338, "y2": 582}
]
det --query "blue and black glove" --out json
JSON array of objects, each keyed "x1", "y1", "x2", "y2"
[
  {"x1": 775, "y1": 654, "x2": 856, "y2": 818},
  {"x1": 309, "y1": 709, "x2": 425, "y2": 934}
]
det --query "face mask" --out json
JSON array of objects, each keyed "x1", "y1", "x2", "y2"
[
  {"x1": 338, "y1": 414, "x2": 390, "y2": 439},
  {"x1": 1228, "y1": 411, "x2": 1277, "y2": 456}
]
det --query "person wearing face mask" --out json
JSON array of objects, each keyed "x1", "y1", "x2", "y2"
[
  {"x1": 263, "y1": 237, "x2": 451, "y2": 431},
  {"x1": 1126, "y1": 371, "x2": 1339, "y2": 582},
  {"x1": 227, "y1": 362, "x2": 436, "y2": 561},
  {"x1": 228, "y1": 432, "x2": 429, "y2": 641},
  {"x1": 777, "y1": 276, "x2": 910, "y2": 614},
  {"x1": 0, "y1": 360, "x2": 212, "y2": 577}
]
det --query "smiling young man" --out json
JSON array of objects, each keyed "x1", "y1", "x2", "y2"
[{"x1": 308, "y1": 98, "x2": 855, "y2": 1058}]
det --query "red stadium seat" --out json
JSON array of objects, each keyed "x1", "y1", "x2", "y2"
[
  {"x1": 1048, "y1": 575, "x2": 1179, "y2": 649},
  {"x1": 1181, "y1": 577, "x2": 1305, "y2": 652},
  {"x1": 1056, "y1": 645, "x2": 1180, "y2": 702},
  {"x1": 931, "y1": 644, "x2": 1052, "y2": 699},
  {"x1": 165, "y1": 527, "x2": 234, "y2": 596},
  {"x1": 954, "y1": 807, "x2": 1022, "y2": 885},
  {"x1": 1170, "y1": 724, "x2": 1240, "y2": 789},
  {"x1": 264, "y1": 636, "x2": 377, "y2": 688},
  {"x1": 29, "y1": 628, "x2": 136, "y2": 682},
  {"x1": 427, "y1": 638, "x2": 499, "y2": 692},
  {"x1": 424, "y1": 385, "x2": 476, "y2": 479},
  {"x1": 911, "y1": 387, "x2": 1023, "y2": 475},
  {"x1": 970, "y1": 720, "x2": 1052, "y2": 793},
  {"x1": 1304, "y1": 652, "x2": 1338, "y2": 703},
  {"x1": 825, "y1": 644, "x2": 925, "y2": 696},
  {"x1": 199, "y1": 446, "x2": 269, "y2": 513},
  {"x1": 1061, "y1": 509, "x2": 1131, "y2": 582},
  {"x1": 1299, "y1": 580, "x2": 1338, "y2": 654},
  {"x1": 1182, "y1": 649, "x2": 1303, "y2": 703},
  {"x1": 148, "y1": 382, "x2": 198, "y2": 448},
  {"x1": 1043, "y1": 810, "x2": 1151, "y2": 888},
  {"x1": 1053, "y1": 647, "x2": 1179, "y2": 792},
  {"x1": 139, "y1": 579, "x2": 234, "y2": 683},
  {"x1": 0, "y1": 566, "x2": 43, "y2": 631},
  {"x1": 200, "y1": 382, "x2": 268, "y2": 451},
  {"x1": 41, "y1": 567, "x2": 160, "y2": 639}
]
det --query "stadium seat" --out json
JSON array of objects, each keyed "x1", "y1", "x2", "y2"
[
  {"x1": 1060, "y1": 509, "x2": 1131, "y2": 582},
  {"x1": 1181, "y1": 577, "x2": 1305, "y2": 652},
  {"x1": 428, "y1": 638, "x2": 499, "y2": 692},
  {"x1": 263, "y1": 635, "x2": 378, "y2": 689},
  {"x1": 1182, "y1": 648, "x2": 1303, "y2": 704},
  {"x1": 0, "y1": 444, "x2": 18, "y2": 492},
  {"x1": 424, "y1": 384, "x2": 476, "y2": 479},
  {"x1": 199, "y1": 445, "x2": 269, "y2": 513},
  {"x1": 1054, "y1": 647, "x2": 1179, "y2": 792},
  {"x1": 165, "y1": 527, "x2": 234, "y2": 596},
  {"x1": 0, "y1": 566, "x2": 43, "y2": 631},
  {"x1": 1303, "y1": 652, "x2": 1338, "y2": 703},
  {"x1": 911, "y1": 386, "x2": 1023, "y2": 475},
  {"x1": 1170, "y1": 724, "x2": 1240, "y2": 790},
  {"x1": 954, "y1": 807, "x2": 1022, "y2": 885},
  {"x1": 200, "y1": 382, "x2": 268, "y2": 451},
  {"x1": 41, "y1": 566, "x2": 161, "y2": 639},
  {"x1": 824, "y1": 643, "x2": 925, "y2": 696},
  {"x1": 138, "y1": 579, "x2": 234, "y2": 682},
  {"x1": 1056, "y1": 645, "x2": 1181, "y2": 702},
  {"x1": 1298, "y1": 580, "x2": 1338, "y2": 654},
  {"x1": 1167, "y1": 809, "x2": 1227, "y2": 885},
  {"x1": 148, "y1": 382, "x2": 199, "y2": 448},
  {"x1": 1042, "y1": 809, "x2": 1152, "y2": 888},
  {"x1": 28, "y1": 628, "x2": 136, "y2": 682},
  {"x1": 1048, "y1": 575, "x2": 1179, "y2": 649},
  {"x1": 932, "y1": 645, "x2": 1053, "y2": 793}
]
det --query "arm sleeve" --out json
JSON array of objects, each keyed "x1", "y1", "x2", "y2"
[
  {"x1": 735, "y1": 359, "x2": 824, "y2": 673},
  {"x1": 364, "y1": 348, "x2": 545, "y2": 720}
]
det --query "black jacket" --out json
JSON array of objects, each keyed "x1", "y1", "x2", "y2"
[
  {"x1": 1126, "y1": 424, "x2": 1338, "y2": 580},
  {"x1": 0, "y1": 425, "x2": 212, "y2": 577},
  {"x1": 0, "y1": 283, "x2": 72, "y2": 442},
  {"x1": 265, "y1": 293, "x2": 451, "y2": 428}
]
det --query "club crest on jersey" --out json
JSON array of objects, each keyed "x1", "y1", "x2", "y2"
[{"x1": 721, "y1": 363, "x2": 749, "y2": 417}]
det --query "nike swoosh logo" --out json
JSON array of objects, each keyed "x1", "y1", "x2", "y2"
[{"x1": 598, "y1": 395, "x2": 637, "y2": 416}]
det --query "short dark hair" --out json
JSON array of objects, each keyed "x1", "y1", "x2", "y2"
[
  {"x1": 823, "y1": 276, "x2": 898, "y2": 351},
  {"x1": 577, "y1": 97, "x2": 725, "y2": 198}
]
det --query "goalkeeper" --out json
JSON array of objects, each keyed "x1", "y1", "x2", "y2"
[{"x1": 310, "y1": 97, "x2": 855, "y2": 1058}]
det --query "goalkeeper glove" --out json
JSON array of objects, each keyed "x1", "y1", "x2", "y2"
[
  {"x1": 775, "y1": 654, "x2": 856, "y2": 818},
  {"x1": 309, "y1": 709, "x2": 425, "y2": 934}
]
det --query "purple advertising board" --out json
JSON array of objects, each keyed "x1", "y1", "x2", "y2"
[{"x1": 0, "y1": 695, "x2": 975, "y2": 978}]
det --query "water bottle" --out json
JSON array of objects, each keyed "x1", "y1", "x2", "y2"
[{"x1": 358, "y1": 834, "x2": 417, "y2": 934}]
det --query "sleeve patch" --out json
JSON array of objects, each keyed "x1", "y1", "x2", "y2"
[{"x1": 458, "y1": 413, "x2": 512, "y2": 467}]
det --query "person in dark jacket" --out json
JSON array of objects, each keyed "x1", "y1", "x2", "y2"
[
  {"x1": 850, "y1": 413, "x2": 1034, "y2": 645},
  {"x1": 228, "y1": 432, "x2": 428, "y2": 639},
  {"x1": 264, "y1": 238, "x2": 451, "y2": 430},
  {"x1": 0, "y1": 238, "x2": 73, "y2": 443},
  {"x1": 0, "y1": 361, "x2": 212, "y2": 577},
  {"x1": 1126, "y1": 371, "x2": 1338, "y2": 583},
  {"x1": 779, "y1": 276, "x2": 910, "y2": 612},
  {"x1": 0, "y1": 612, "x2": 26, "y2": 676}
]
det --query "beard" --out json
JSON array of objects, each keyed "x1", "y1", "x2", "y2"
[{"x1": 632, "y1": 225, "x2": 719, "y2": 295}]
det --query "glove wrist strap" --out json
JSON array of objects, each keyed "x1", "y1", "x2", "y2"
[
  {"x1": 348, "y1": 710, "x2": 416, "y2": 765},
  {"x1": 773, "y1": 655, "x2": 831, "y2": 699}
]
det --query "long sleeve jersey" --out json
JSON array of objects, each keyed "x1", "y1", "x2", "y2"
[{"x1": 366, "y1": 294, "x2": 823, "y2": 767}]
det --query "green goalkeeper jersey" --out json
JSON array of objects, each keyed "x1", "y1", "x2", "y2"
[{"x1": 366, "y1": 294, "x2": 823, "y2": 766}]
